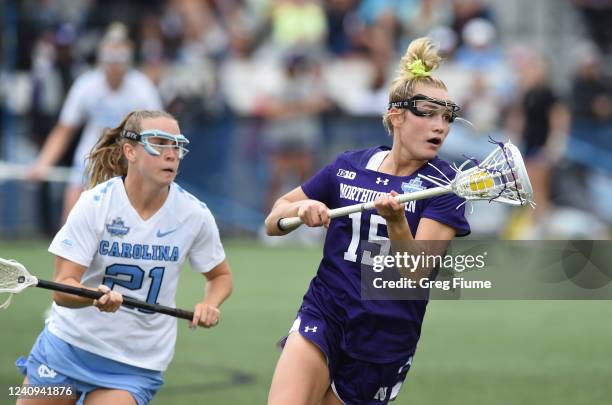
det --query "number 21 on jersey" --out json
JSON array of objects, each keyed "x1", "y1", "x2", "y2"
[{"x1": 103, "y1": 264, "x2": 165, "y2": 313}]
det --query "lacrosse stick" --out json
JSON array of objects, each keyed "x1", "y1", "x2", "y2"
[
  {"x1": 0, "y1": 161, "x2": 72, "y2": 183},
  {"x1": 0, "y1": 257, "x2": 195, "y2": 320},
  {"x1": 278, "y1": 140, "x2": 534, "y2": 231}
]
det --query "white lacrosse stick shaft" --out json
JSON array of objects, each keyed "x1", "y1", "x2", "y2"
[
  {"x1": 0, "y1": 257, "x2": 196, "y2": 320},
  {"x1": 278, "y1": 140, "x2": 533, "y2": 231},
  {"x1": 279, "y1": 187, "x2": 448, "y2": 231}
]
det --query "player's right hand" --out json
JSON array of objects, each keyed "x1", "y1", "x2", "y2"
[
  {"x1": 93, "y1": 284, "x2": 123, "y2": 312},
  {"x1": 26, "y1": 163, "x2": 49, "y2": 181},
  {"x1": 297, "y1": 200, "x2": 330, "y2": 228}
]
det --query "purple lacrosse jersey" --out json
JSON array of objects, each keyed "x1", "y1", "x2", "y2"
[{"x1": 300, "y1": 146, "x2": 470, "y2": 363}]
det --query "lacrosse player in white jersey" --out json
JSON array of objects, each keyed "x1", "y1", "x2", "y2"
[
  {"x1": 16, "y1": 110, "x2": 233, "y2": 405},
  {"x1": 27, "y1": 23, "x2": 162, "y2": 223}
]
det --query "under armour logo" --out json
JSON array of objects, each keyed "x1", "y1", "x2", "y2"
[
  {"x1": 376, "y1": 177, "x2": 389, "y2": 185},
  {"x1": 374, "y1": 386, "x2": 388, "y2": 401},
  {"x1": 304, "y1": 326, "x2": 318, "y2": 333},
  {"x1": 38, "y1": 364, "x2": 57, "y2": 379}
]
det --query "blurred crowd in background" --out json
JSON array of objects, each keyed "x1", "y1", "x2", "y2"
[{"x1": 0, "y1": 0, "x2": 611, "y2": 240}]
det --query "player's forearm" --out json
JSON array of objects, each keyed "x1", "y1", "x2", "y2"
[
  {"x1": 387, "y1": 219, "x2": 436, "y2": 280},
  {"x1": 35, "y1": 124, "x2": 75, "y2": 167},
  {"x1": 52, "y1": 278, "x2": 96, "y2": 308},
  {"x1": 265, "y1": 199, "x2": 306, "y2": 235},
  {"x1": 387, "y1": 217, "x2": 413, "y2": 241},
  {"x1": 202, "y1": 273, "x2": 233, "y2": 308}
]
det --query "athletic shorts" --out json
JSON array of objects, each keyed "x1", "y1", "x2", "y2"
[
  {"x1": 16, "y1": 326, "x2": 163, "y2": 405},
  {"x1": 280, "y1": 309, "x2": 414, "y2": 404}
]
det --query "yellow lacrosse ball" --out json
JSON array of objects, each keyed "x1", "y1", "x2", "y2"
[{"x1": 469, "y1": 172, "x2": 494, "y2": 192}]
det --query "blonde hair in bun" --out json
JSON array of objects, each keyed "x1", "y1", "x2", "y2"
[{"x1": 383, "y1": 37, "x2": 447, "y2": 134}]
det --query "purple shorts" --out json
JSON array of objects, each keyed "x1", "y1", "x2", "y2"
[{"x1": 280, "y1": 309, "x2": 414, "y2": 404}]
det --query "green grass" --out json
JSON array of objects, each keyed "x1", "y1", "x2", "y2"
[{"x1": 1, "y1": 240, "x2": 611, "y2": 404}]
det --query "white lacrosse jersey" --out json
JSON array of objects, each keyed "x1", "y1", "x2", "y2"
[
  {"x1": 59, "y1": 69, "x2": 162, "y2": 184},
  {"x1": 47, "y1": 177, "x2": 225, "y2": 371}
]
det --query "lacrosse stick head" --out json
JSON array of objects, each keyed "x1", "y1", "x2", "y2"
[
  {"x1": 419, "y1": 140, "x2": 534, "y2": 207},
  {"x1": 0, "y1": 258, "x2": 38, "y2": 309},
  {"x1": 453, "y1": 141, "x2": 534, "y2": 206}
]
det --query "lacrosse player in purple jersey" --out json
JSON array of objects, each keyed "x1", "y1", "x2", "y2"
[{"x1": 265, "y1": 37, "x2": 471, "y2": 405}]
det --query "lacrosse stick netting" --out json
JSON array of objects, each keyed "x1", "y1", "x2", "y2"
[
  {"x1": 0, "y1": 258, "x2": 38, "y2": 309},
  {"x1": 418, "y1": 139, "x2": 534, "y2": 208}
]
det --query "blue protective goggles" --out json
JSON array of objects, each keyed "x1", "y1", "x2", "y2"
[{"x1": 121, "y1": 129, "x2": 190, "y2": 159}]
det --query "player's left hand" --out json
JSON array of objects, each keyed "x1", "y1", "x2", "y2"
[
  {"x1": 374, "y1": 190, "x2": 406, "y2": 224},
  {"x1": 190, "y1": 302, "x2": 220, "y2": 329}
]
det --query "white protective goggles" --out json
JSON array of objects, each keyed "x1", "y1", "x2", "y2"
[
  {"x1": 121, "y1": 129, "x2": 190, "y2": 159},
  {"x1": 99, "y1": 46, "x2": 132, "y2": 65}
]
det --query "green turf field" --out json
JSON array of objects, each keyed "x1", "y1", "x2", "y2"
[{"x1": 1, "y1": 240, "x2": 611, "y2": 405}]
